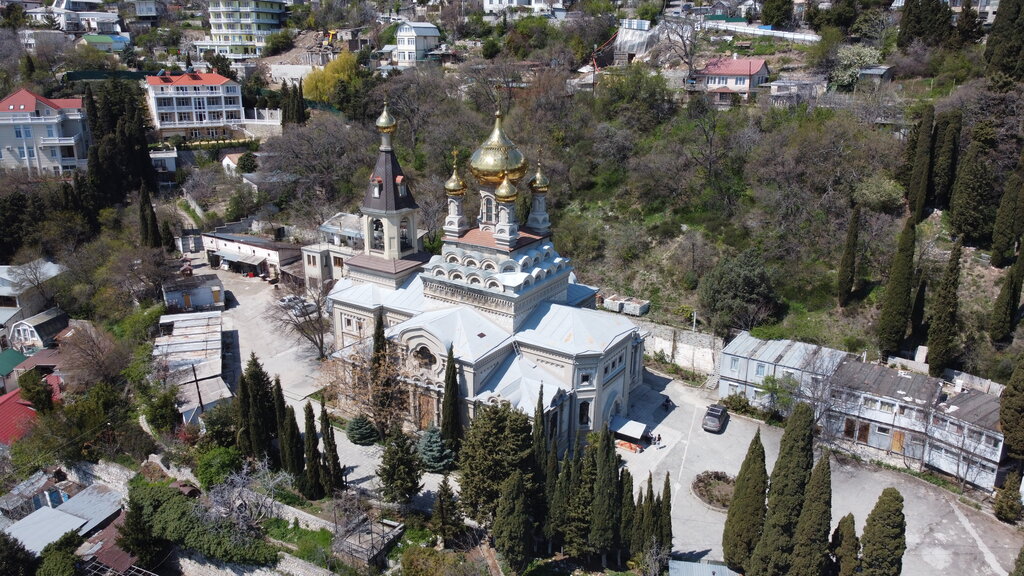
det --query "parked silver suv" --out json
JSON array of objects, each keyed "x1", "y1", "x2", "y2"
[{"x1": 702, "y1": 404, "x2": 729, "y2": 433}]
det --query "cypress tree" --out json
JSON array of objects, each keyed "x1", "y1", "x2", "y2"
[
  {"x1": 788, "y1": 456, "x2": 832, "y2": 576},
  {"x1": 955, "y1": 0, "x2": 984, "y2": 45},
  {"x1": 431, "y1": 474, "x2": 464, "y2": 548},
  {"x1": 301, "y1": 402, "x2": 325, "y2": 500},
  {"x1": 138, "y1": 185, "x2": 151, "y2": 246},
  {"x1": 549, "y1": 450, "x2": 572, "y2": 551},
  {"x1": 837, "y1": 205, "x2": 860, "y2": 306},
  {"x1": 160, "y1": 220, "x2": 174, "y2": 251},
  {"x1": 244, "y1": 353, "x2": 275, "y2": 461},
  {"x1": 995, "y1": 470, "x2": 1023, "y2": 523},
  {"x1": 723, "y1": 429, "x2": 768, "y2": 574},
  {"x1": 860, "y1": 488, "x2": 906, "y2": 576},
  {"x1": 320, "y1": 403, "x2": 344, "y2": 493},
  {"x1": 295, "y1": 79, "x2": 307, "y2": 124},
  {"x1": 493, "y1": 471, "x2": 531, "y2": 572},
  {"x1": 590, "y1": 427, "x2": 617, "y2": 567},
  {"x1": 1000, "y1": 359, "x2": 1024, "y2": 461},
  {"x1": 931, "y1": 112, "x2": 961, "y2": 209},
  {"x1": 984, "y1": 0, "x2": 1024, "y2": 80},
  {"x1": 632, "y1": 488, "x2": 646, "y2": 555},
  {"x1": 990, "y1": 255, "x2": 1024, "y2": 342},
  {"x1": 146, "y1": 201, "x2": 161, "y2": 248},
  {"x1": 459, "y1": 402, "x2": 533, "y2": 526},
  {"x1": 440, "y1": 345, "x2": 461, "y2": 451},
  {"x1": 235, "y1": 372, "x2": 252, "y2": 456},
  {"x1": 907, "y1": 105, "x2": 934, "y2": 223},
  {"x1": 829, "y1": 513, "x2": 860, "y2": 576},
  {"x1": 532, "y1": 385, "x2": 546, "y2": 483},
  {"x1": 909, "y1": 275, "x2": 928, "y2": 342},
  {"x1": 377, "y1": 429, "x2": 424, "y2": 507},
  {"x1": 273, "y1": 377, "x2": 286, "y2": 439},
  {"x1": 991, "y1": 176, "x2": 1023, "y2": 268},
  {"x1": 748, "y1": 403, "x2": 815, "y2": 576},
  {"x1": 83, "y1": 84, "x2": 98, "y2": 134},
  {"x1": 950, "y1": 140, "x2": 997, "y2": 245},
  {"x1": 564, "y1": 445, "x2": 595, "y2": 558},
  {"x1": 284, "y1": 406, "x2": 304, "y2": 477},
  {"x1": 641, "y1": 474, "x2": 659, "y2": 558},
  {"x1": 659, "y1": 472, "x2": 672, "y2": 552},
  {"x1": 927, "y1": 241, "x2": 962, "y2": 375},
  {"x1": 877, "y1": 218, "x2": 917, "y2": 356},
  {"x1": 280, "y1": 82, "x2": 292, "y2": 125},
  {"x1": 543, "y1": 441, "x2": 560, "y2": 553},
  {"x1": 897, "y1": 0, "x2": 922, "y2": 48},
  {"x1": 619, "y1": 467, "x2": 635, "y2": 561}
]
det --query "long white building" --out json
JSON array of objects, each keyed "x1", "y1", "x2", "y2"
[
  {"x1": 193, "y1": 0, "x2": 286, "y2": 60},
  {"x1": 144, "y1": 72, "x2": 244, "y2": 140}
]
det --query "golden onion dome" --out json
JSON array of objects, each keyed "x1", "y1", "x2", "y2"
[
  {"x1": 445, "y1": 151, "x2": 467, "y2": 196},
  {"x1": 375, "y1": 101, "x2": 396, "y2": 133},
  {"x1": 528, "y1": 161, "x2": 549, "y2": 194},
  {"x1": 494, "y1": 172, "x2": 518, "y2": 203},
  {"x1": 469, "y1": 110, "x2": 527, "y2": 186}
]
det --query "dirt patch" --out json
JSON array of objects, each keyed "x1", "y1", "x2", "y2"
[{"x1": 692, "y1": 470, "x2": 735, "y2": 510}]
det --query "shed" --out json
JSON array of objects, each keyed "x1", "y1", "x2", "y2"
[
  {"x1": 56, "y1": 483, "x2": 123, "y2": 535},
  {"x1": 4, "y1": 506, "x2": 88, "y2": 555},
  {"x1": 162, "y1": 274, "x2": 224, "y2": 313},
  {"x1": 0, "y1": 348, "x2": 27, "y2": 392}
]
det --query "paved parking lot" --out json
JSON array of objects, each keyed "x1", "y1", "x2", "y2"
[
  {"x1": 196, "y1": 259, "x2": 1022, "y2": 573},
  {"x1": 631, "y1": 374, "x2": 1021, "y2": 576}
]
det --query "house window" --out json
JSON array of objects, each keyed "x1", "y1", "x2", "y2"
[
  {"x1": 986, "y1": 435, "x2": 999, "y2": 447},
  {"x1": 581, "y1": 373, "x2": 590, "y2": 385},
  {"x1": 345, "y1": 318, "x2": 352, "y2": 328},
  {"x1": 578, "y1": 401, "x2": 590, "y2": 426},
  {"x1": 46, "y1": 125, "x2": 54, "y2": 138},
  {"x1": 755, "y1": 363, "x2": 765, "y2": 377},
  {"x1": 15, "y1": 125, "x2": 31, "y2": 138},
  {"x1": 736, "y1": 77, "x2": 747, "y2": 85},
  {"x1": 49, "y1": 148, "x2": 57, "y2": 159},
  {"x1": 879, "y1": 401, "x2": 895, "y2": 413},
  {"x1": 333, "y1": 256, "x2": 342, "y2": 267},
  {"x1": 863, "y1": 398, "x2": 879, "y2": 410},
  {"x1": 730, "y1": 357, "x2": 739, "y2": 372},
  {"x1": 877, "y1": 426, "x2": 890, "y2": 436}
]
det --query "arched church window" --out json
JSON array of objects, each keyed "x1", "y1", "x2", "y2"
[
  {"x1": 413, "y1": 346, "x2": 437, "y2": 369},
  {"x1": 482, "y1": 261, "x2": 496, "y2": 271},
  {"x1": 548, "y1": 412, "x2": 558, "y2": 440},
  {"x1": 400, "y1": 218, "x2": 412, "y2": 252},
  {"x1": 446, "y1": 254, "x2": 460, "y2": 264},
  {"x1": 579, "y1": 401, "x2": 590, "y2": 427},
  {"x1": 484, "y1": 198, "x2": 494, "y2": 222},
  {"x1": 371, "y1": 219, "x2": 384, "y2": 251},
  {"x1": 469, "y1": 276, "x2": 481, "y2": 285}
]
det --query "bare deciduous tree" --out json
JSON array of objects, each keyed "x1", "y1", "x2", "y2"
[
  {"x1": 461, "y1": 58, "x2": 522, "y2": 116},
  {"x1": 265, "y1": 282, "x2": 334, "y2": 360},
  {"x1": 320, "y1": 340, "x2": 409, "y2": 435},
  {"x1": 206, "y1": 458, "x2": 293, "y2": 535},
  {"x1": 656, "y1": 19, "x2": 702, "y2": 74},
  {"x1": 59, "y1": 321, "x2": 129, "y2": 388}
]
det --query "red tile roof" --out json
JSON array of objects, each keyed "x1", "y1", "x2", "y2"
[
  {"x1": 454, "y1": 227, "x2": 548, "y2": 252},
  {"x1": 699, "y1": 57, "x2": 768, "y2": 77},
  {"x1": 0, "y1": 389, "x2": 38, "y2": 445},
  {"x1": 0, "y1": 88, "x2": 82, "y2": 113},
  {"x1": 145, "y1": 72, "x2": 233, "y2": 86}
]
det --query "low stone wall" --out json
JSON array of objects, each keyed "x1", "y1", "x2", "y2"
[
  {"x1": 633, "y1": 318, "x2": 722, "y2": 375},
  {"x1": 146, "y1": 454, "x2": 200, "y2": 485},
  {"x1": 66, "y1": 461, "x2": 135, "y2": 496},
  {"x1": 174, "y1": 549, "x2": 335, "y2": 576}
]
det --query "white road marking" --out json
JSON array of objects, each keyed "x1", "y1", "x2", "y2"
[{"x1": 947, "y1": 496, "x2": 1008, "y2": 576}]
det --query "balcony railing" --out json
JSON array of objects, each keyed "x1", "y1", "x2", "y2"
[
  {"x1": 0, "y1": 112, "x2": 81, "y2": 124},
  {"x1": 157, "y1": 119, "x2": 243, "y2": 128},
  {"x1": 40, "y1": 134, "x2": 80, "y2": 145}
]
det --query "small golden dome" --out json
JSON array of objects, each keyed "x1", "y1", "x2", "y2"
[
  {"x1": 495, "y1": 173, "x2": 518, "y2": 203},
  {"x1": 445, "y1": 151, "x2": 466, "y2": 196},
  {"x1": 528, "y1": 161, "x2": 549, "y2": 194},
  {"x1": 375, "y1": 101, "x2": 396, "y2": 134},
  {"x1": 469, "y1": 110, "x2": 527, "y2": 186}
]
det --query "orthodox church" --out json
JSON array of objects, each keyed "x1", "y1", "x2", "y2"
[{"x1": 329, "y1": 104, "x2": 646, "y2": 447}]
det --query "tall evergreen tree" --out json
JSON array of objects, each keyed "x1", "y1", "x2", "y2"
[
  {"x1": 990, "y1": 255, "x2": 1024, "y2": 342},
  {"x1": 877, "y1": 218, "x2": 917, "y2": 356},
  {"x1": 459, "y1": 402, "x2": 533, "y2": 526},
  {"x1": 723, "y1": 429, "x2": 768, "y2": 574},
  {"x1": 301, "y1": 402, "x2": 325, "y2": 500},
  {"x1": 909, "y1": 275, "x2": 928, "y2": 342},
  {"x1": 377, "y1": 429, "x2": 423, "y2": 507},
  {"x1": 280, "y1": 82, "x2": 292, "y2": 125},
  {"x1": 440, "y1": 345, "x2": 462, "y2": 451},
  {"x1": 146, "y1": 199, "x2": 161, "y2": 248},
  {"x1": 543, "y1": 441, "x2": 560, "y2": 553},
  {"x1": 368, "y1": 311, "x2": 403, "y2": 436},
  {"x1": 532, "y1": 385, "x2": 546, "y2": 483},
  {"x1": 748, "y1": 403, "x2": 815, "y2": 576},
  {"x1": 284, "y1": 406, "x2": 304, "y2": 477},
  {"x1": 632, "y1": 488, "x2": 646, "y2": 556},
  {"x1": 761, "y1": 0, "x2": 793, "y2": 27},
  {"x1": 1001, "y1": 359, "x2": 1024, "y2": 461},
  {"x1": 235, "y1": 371, "x2": 252, "y2": 456},
  {"x1": 931, "y1": 111, "x2": 961, "y2": 209},
  {"x1": 243, "y1": 353, "x2": 275, "y2": 461},
  {"x1": 138, "y1": 184, "x2": 152, "y2": 247},
  {"x1": 619, "y1": 467, "x2": 635, "y2": 561},
  {"x1": 431, "y1": 474, "x2": 464, "y2": 548},
  {"x1": 320, "y1": 403, "x2": 344, "y2": 493},
  {"x1": 907, "y1": 105, "x2": 934, "y2": 223},
  {"x1": 954, "y1": 0, "x2": 984, "y2": 45},
  {"x1": 927, "y1": 241, "x2": 962, "y2": 375},
  {"x1": 161, "y1": 220, "x2": 175, "y2": 251},
  {"x1": 295, "y1": 79, "x2": 307, "y2": 124},
  {"x1": 860, "y1": 488, "x2": 906, "y2": 576},
  {"x1": 995, "y1": 470, "x2": 1023, "y2": 523},
  {"x1": 493, "y1": 471, "x2": 531, "y2": 573},
  {"x1": 992, "y1": 182, "x2": 1022, "y2": 268},
  {"x1": 185, "y1": 51, "x2": 193, "y2": 68},
  {"x1": 984, "y1": 0, "x2": 1024, "y2": 79},
  {"x1": 828, "y1": 513, "x2": 860, "y2": 576},
  {"x1": 590, "y1": 427, "x2": 618, "y2": 567},
  {"x1": 273, "y1": 377, "x2": 286, "y2": 439},
  {"x1": 659, "y1": 472, "x2": 672, "y2": 552},
  {"x1": 83, "y1": 84, "x2": 97, "y2": 135},
  {"x1": 950, "y1": 140, "x2": 997, "y2": 245},
  {"x1": 564, "y1": 444, "x2": 596, "y2": 558},
  {"x1": 549, "y1": 449, "x2": 572, "y2": 552},
  {"x1": 1013, "y1": 544, "x2": 1024, "y2": 576},
  {"x1": 788, "y1": 456, "x2": 832, "y2": 576},
  {"x1": 837, "y1": 205, "x2": 860, "y2": 306}
]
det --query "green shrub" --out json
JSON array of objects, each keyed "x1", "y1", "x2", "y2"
[
  {"x1": 346, "y1": 415, "x2": 379, "y2": 445},
  {"x1": 195, "y1": 446, "x2": 242, "y2": 489}
]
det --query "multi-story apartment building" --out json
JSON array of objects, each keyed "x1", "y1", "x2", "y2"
[
  {"x1": 394, "y1": 22, "x2": 440, "y2": 67},
  {"x1": 27, "y1": 0, "x2": 123, "y2": 34},
  {"x1": 0, "y1": 89, "x2": 89, "y2": 176},
  {"x1": 144, "y1": 72, "x2": 245, "y2": 140},
  {"x1": 193, "y1": 0, "x2": 285, "y2": 61}
]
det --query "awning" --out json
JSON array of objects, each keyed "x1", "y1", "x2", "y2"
[
  {"x1": 610, "y1": 415, "x2": 647, "y2": 441},
  {"x1": 215, "y1": 250, "x2": 265, "y2": 266}
]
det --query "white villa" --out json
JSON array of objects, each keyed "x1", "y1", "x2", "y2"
[
  {"x1": 393, "y1": 22, "x2": 440, "y2": 68},
  {"x1": 329, "y1": 105, "x2": 647, "y2": 447}
]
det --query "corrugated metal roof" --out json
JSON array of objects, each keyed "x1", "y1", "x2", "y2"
[
  {"x1": 57, "y1": 483, "x2": 122, "y2": 535},
  {"x1": 4, "y1": 506, "x2": 87, "y2": 554},
  {"x1": 0, "y1": 349, "x2": 27, "y2": 376},
  {"x1": 941, "y1": 390, "x2": 1001, "y2": 432},
  {"x1": 668, "y1": 560, "x2": 740, "y2": 576},
  {"x1": 833, "y1": 360, "x2": 941, "y2": 406}
]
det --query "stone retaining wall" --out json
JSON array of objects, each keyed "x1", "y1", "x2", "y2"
[{"x1": 633, "y1": 318, "x2": 722, "y2": 374}]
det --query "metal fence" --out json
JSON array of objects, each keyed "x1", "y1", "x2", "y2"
[{"x1": 701, "y1": 21, "x2": 822, "y2": 43}]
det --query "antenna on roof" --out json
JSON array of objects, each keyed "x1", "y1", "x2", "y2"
[{"x1": 157, "y1": 69, "x2": 165, "y2": 76}]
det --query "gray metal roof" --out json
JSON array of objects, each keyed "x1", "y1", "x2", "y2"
[
  {"x1": 162, "y1": 274, "x2": 222, "y2": 294},
  {"x1": 668, "y1": 560, "x2": 740, "y2": 576},
  {"x1": 4, "y1": 506, "x2": 87, "y2": 554},
  {"x1": 940, "y1": 389, "x2": 1002, "y2": 432},
  {"x1": 56, "y1": 483, "x2": 123, "y2": 535},
  {"x1": 516, "y1": 302, "x2": 639, "y2": 356},
  {"x1": 722, "y1": 331, "x2": 849, "y2": 374},
  {"x1": 832, "y1": 360, "x2": 942, "y2": 406}
]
